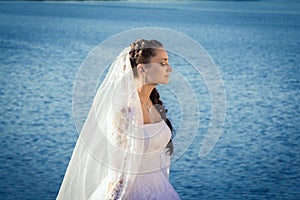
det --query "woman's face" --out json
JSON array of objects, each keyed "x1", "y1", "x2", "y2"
[{"x1": 144, "y1": 49, "x2": 172, "y2": 85}]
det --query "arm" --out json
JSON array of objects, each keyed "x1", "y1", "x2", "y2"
[
  {"x1": 106, "y1": 105, "x2": 134, "y2": 199},
  {"x1": 160, "y1": 148, "x2": 171, "y2": 180}
]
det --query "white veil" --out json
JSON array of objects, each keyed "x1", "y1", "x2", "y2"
[{"x1": 57, "y1": 47, "x2": 147, "y2": 199}]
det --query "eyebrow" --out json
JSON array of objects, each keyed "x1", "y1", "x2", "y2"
[{"x1": 160, "y1": 58, "x2": 168, "y2": 61}]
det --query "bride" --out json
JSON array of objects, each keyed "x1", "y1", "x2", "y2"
[{"x1": 57, "y1": 39, "x2": 181, "y2": 200}]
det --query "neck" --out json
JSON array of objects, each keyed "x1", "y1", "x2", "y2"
[{"x1": 138, "y1": 84, "x2": 156, "y2": 103}]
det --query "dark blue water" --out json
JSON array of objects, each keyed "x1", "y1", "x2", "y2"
[{"x1": 0, "y1": 1, "x2": 299, "y2": 199}]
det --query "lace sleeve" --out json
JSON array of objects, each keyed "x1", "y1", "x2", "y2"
[{"x1": 106, "y1": 105, "x2": 134, "y2": 200}]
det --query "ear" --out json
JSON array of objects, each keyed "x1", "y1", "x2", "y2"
[{"x1": 137, "y1": 64, "x2": 145, "y2": 73}]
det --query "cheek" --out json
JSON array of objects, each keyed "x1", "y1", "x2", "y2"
[{"x1": 148, "y1": 68, "x2": 161, "y2": 79}]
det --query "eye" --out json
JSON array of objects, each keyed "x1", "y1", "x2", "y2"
[{"x1": 160, "y1": 62, "x2": 167, "y2": 66}]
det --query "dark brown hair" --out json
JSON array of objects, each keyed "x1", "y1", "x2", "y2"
[{"x1": 129, "y1": 39, "x2": 174, "y2": 155}]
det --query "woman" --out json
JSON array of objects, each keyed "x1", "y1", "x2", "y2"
[{"x1": 57, "y1": 39, "x2": 181, "y2": 200}]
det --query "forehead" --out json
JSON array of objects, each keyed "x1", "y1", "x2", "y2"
[{"x1": 150, "y1": 49, "x2": 168, "y2": 62}]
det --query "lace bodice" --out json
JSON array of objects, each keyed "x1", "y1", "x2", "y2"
[{"x1": 143, "y1": 119, "x2": 172, "y2": 153}]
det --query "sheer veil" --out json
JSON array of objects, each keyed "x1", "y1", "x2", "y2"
[{"x1": 57, "y1": 47, "x2": 147, "y2": 199}]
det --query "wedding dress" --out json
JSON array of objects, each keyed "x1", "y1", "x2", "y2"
[{"x1": 89, "y1": 119, "x2": 181, "y2": 200}]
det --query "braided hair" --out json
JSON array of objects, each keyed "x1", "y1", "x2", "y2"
[{"x1": 129, "y1": 39, "x2": 174, "y2": 155}]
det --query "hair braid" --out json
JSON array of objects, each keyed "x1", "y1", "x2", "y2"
[{"x1": 150, "y1": 88, "x2": 174, "y2": 155}]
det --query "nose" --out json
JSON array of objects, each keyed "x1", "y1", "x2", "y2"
[{"x1": 167, "y1": 65, "x2": 172, "y2": 73}]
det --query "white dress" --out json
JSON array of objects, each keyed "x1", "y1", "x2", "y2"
[{"x1": 89, "y1": 120, "x2": 181, "y2": 200}]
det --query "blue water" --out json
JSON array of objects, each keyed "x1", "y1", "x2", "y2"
[{"x1": 0, "y1": 1, "x2": 299, "y2": 199}]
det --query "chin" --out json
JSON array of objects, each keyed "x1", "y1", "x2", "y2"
[{"x1": 164, "y1": 78, "x2": 170, "y2": 84}]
